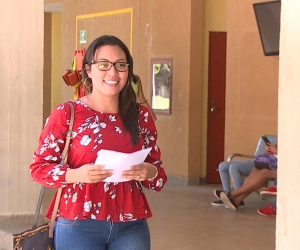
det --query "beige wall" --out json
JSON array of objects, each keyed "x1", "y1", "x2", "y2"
[
  {"x1": 0, "y1": 0, "x2": 44, "y2": 214},
  {"x1": 225, "y1": 0, "x2": 278, "y2": 157},
  {"x1": 188, "y1": 0, "x2": 204, "y2": 183},
  {"x1": 44, "y1": 13, "x2": 52, "y2": 122},
  {"x1": 277, "y1": 0, "x2": 300, "y2": 248},
  {"x1": 51, "y1": 13, "x2": 62, "y2": 109}
]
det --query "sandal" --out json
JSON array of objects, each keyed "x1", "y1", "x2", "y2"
[{"x1": 220, "y1": 192, "x2": 238, "y2": 210}]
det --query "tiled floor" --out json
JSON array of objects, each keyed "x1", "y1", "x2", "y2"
[{"x1": 145, "y1": 184, "x2": 276, "y2": 250}]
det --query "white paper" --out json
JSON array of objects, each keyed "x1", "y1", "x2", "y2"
[{"x1": 94, "y1": 148, "x2": 152, "y2": 182}]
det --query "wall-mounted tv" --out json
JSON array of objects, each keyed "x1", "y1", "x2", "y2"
[{"x1": 253, "y1": 0, "x2": 281, "y2": 56}]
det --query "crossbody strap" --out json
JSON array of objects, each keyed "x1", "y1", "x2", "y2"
[{"x1": 32, "y1": 102, "x2": 75, "y2": 238}]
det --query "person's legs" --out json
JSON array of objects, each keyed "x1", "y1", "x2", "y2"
[
  {"x1": 228, "y1": 160, "x2": 254, "y2": 190},
  {"x1": 54, "y1": 218, "x2": 109, "y2": 250},
  {"x1": 212, "y1": 160, "x2": 249, "y2": 206},
  {"x1": 213, "y1": 160, "x2": 253, "y2": 206},
  {"x1": 218, "y1": 161, "x2": 232, "y2": 191},
  {"x1": 55, "y1": 218, "x2": 150, "y2": 250},
  {"x1": 108, "y1": 220, "x2": 150, "y2": 250},
  {"x1": 231, "y1": 168, "x2": 277, "y2": 203},
  {"x1": 221, "y1": 168, "x2": 277, "y2": 209}
]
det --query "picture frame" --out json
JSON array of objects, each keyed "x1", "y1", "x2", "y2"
[{"x1": 150, "y1": 58, "x2": 173, "y2": 114}]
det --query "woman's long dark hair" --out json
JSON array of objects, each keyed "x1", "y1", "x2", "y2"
[{"x1": 81, "y1": 35, "x2": 139, "y2": 145}]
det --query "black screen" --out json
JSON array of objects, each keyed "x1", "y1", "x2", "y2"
[{"x1": 253, "y1": 1, "x2": 281, "y2": 56}]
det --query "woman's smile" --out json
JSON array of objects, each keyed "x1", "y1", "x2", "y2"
[{"x1": 103, "y1": 80, "x2": 118, "y2": 85}]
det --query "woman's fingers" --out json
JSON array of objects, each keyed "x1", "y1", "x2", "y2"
[
  {"x1": 121, "y1": 163, "x2": 148, "y2": 181},
  {"x1": 80, "y1": 165, "x2": 113, "y2": 183}
]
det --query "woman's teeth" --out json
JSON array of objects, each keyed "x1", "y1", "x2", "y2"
[{"x1": 104, "y1": 80, "x2": 118, "y2": 85}]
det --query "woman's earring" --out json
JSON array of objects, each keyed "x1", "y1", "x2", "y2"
[{"x1": 83, "y1": 77, "x2": 92, "y2": 89}]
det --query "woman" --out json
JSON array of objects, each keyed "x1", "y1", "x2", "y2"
[
  {"x1": 131, "y1": 74, "x2": 157, "y2": 121},
  {"x1": 30, "y1": 35, "x2": 167, "y2": 250}
]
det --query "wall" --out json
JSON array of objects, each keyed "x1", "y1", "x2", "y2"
[
  {"x1": 0, "y1": 0, "x2": 44, "y2": 214},
  {"x1": 51, "y1": 13, "x2": 62, "y2": 109},
  {"x1": 44, "y1": 13, "x2": 52, "y2": 122},
  {"x1": 60, "y1": 0, "x2": 204, "y2": 185},
  {"x1": 188, "y1": 0, "x2": 204, "y2": 184},
  {"x1": 277, "y1": 0, "x2": 300, "y2": 248},
  {"x1": 225, "y1": 0, "x2": 278, "y2": 157}
]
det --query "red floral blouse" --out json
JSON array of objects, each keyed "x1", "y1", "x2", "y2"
[{"x1": 30, "y1": 100, "x2": 167, "y2": 222}]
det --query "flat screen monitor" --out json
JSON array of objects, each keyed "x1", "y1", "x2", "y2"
[{"x1": 253, "y1": 1, "x2": 281, "y2": 56}]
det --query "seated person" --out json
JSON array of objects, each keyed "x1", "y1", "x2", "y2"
[
  {"x1": 219, "y1": 143, "x2": 278, "y2": 210},
  {"x1": 258, "y1": 177, "x2": 277, "y2": 216},
  {"x1": 212, "y1": 140, "x2": 276, "y2": 207},
  {"x1": 211, "y1": 159, "x2": 254, "y2": 206}
]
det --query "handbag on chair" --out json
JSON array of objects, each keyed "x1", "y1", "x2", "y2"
[{"x1": 13, "y1": 102, "x2": 75, "y2": 250}]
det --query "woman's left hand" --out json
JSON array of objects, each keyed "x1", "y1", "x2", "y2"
[{"x1": 122, "y1": 162, "x2": 157, "y2": 181}]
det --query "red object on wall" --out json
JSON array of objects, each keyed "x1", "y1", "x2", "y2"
[
  {"x1": 62, "y1": 49, "x2": 86, "y2": 99},
  {"x1": 75, "y1": 49, "x2": 85, "y2": 71},
  {"x1": 74, "y1": 49, "x2": 85, "y2": 99}
]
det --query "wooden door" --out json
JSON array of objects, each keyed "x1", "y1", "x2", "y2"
[{"x1": 206, "y1": 32, "x2": 227, "y2": 183}]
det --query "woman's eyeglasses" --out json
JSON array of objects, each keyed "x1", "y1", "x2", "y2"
[{"x1": 92, "y1": 60, "x2": 129, "y2": 72}]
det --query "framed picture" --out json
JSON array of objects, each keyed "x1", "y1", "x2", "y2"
[{"x1": 150, "y1": 58, "x2": 172, "y2": 114}]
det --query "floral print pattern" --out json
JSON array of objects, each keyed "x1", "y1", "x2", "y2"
[{"x1": 30, "y1": 100, "x2": 167, "y2": 222}]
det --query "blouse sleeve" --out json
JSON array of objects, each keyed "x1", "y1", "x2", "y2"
[
  {"x1": 29, "y1": 103, "x2": 71, "y2": 188},
  {"x1": 138, "y1": 106, "x2": 167, "y2": 191}
]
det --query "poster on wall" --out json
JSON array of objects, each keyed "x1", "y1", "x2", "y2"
[{"x1": 150, "y1": 58, "x2": 172, "y2": 114}]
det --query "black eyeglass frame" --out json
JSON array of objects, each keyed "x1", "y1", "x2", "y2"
[{"x1": 91, "y1": 60, "x2": 129, "y2": 72}]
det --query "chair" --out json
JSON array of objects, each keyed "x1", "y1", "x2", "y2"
[{"x1": 227, "y1": 134, "x2": 278, "y2": 161}]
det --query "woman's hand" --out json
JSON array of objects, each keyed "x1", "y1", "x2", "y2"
[
  {"x1": 121, "y1": 162, "x2": 157, "y2": 181},
  {"x1": 65, "y1": 164, "x2": 113, "y2": 184}
]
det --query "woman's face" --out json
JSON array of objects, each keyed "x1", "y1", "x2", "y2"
[{"x1": 87, "y1": 45, "x2": 128, "y2": 98}]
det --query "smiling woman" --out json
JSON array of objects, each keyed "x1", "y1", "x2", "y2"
[{"x1": 29, "y1": 35, "x2": 167, "y2": 250}]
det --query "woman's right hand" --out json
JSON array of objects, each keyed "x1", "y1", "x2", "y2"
[{"x1": 65, "y1": 164, "x2": 113, "y2": 184}]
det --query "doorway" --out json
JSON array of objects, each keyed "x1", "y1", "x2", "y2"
[{"x1": 206, "y1": 31, "x2": 227, "y2": 184}]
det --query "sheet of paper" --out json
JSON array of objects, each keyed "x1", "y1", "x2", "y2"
[{"x1": 94, "y1": 147, "x2": 152, "y2": 182}]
